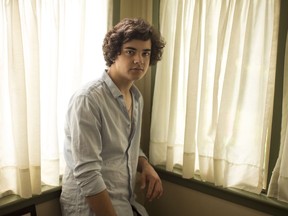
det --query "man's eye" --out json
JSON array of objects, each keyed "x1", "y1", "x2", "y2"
[
  {"x1": 126, "y1": 50, "x2": 135, "y2": 55},
  {"x1": 143, "y1": 52, "x2": 151, "y2": 56}
]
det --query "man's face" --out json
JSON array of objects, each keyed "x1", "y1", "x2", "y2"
[{"x1": 113, "y1": 39, "x2": 151, "y2": 82}]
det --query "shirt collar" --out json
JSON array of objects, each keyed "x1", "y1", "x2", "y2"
[{"x1": 102, "y1": 70, "x2": 141, "y2": 100}]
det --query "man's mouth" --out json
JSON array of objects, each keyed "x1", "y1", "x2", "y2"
[{"x1": 130, "y1": 67, "x2": 144, "y2": 71}]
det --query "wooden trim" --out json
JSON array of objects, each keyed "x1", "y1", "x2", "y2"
[{"x1": 0, "y1": 186, "x2": 61, "y2": 216}]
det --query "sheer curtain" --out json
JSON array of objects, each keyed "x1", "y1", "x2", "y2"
[
  {"x1": 0, "y1": 0, "x2": 111, "y2": 198},
  {"x1": 268, "y1": 32, "x2": 288, "y2": 203},
  {"x1": 150, "y1": 0, "x2": 280, "y2": 194}
]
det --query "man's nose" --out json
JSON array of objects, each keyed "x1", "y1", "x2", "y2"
[{"x1": 133, "y1": 53, "x2": 144, "y2": 64}]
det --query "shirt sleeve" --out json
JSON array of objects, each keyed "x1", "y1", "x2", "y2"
[
  {"x1": 138, "y1": 148, "x2": 147, "y2": 159},
  {"x1": 68, "y1": 94, "x2": 106, "y2": 197}
]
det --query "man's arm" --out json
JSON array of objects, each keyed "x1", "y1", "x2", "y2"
[
  {"x1": 137, "y1": 156, "x2": 163, "y2": 201},
  {"x1": 86, "y1": 189, "x2": 117, "y2": 216}
]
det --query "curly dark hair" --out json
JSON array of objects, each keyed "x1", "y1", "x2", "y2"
[{"x1": 102, "y1": 18, "x2": 165, "y2": 67}]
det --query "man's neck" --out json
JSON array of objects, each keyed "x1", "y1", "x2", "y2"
[{"x1": 107, "y1": 69, "x2": 133, "y2": 95}]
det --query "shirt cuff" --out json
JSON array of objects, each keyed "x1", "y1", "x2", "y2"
[
  {"x1": 78, "y1": 173, "x2": 107, "y2": 197},
  {"x1": 139, "y1": 149, "x2": 147, "y2": 159}
]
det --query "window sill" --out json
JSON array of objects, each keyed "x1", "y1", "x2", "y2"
[
  {"x1": 154, "y1": 166, "x2": 288, "y2": 216},
  {"x1": 0, "y1": 185, "x2": 61, "y2": 216}
]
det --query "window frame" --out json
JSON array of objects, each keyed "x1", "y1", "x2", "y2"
[{"x1": 266, "y1": 0, "x2": 288, "y2": 189}]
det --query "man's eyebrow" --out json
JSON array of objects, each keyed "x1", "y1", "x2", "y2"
[{"x1": 124, "y1": 47, "x2": 151, "y2": 52}]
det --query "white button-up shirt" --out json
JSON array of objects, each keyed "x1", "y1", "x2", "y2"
[{"x1": 60, "y1": 71, "x2": 148, "y2": 216}]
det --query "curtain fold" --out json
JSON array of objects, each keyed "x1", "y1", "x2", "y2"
[
  {"x1": 0, "y1": 0, "x2": 111, "y2": 198},
  {"x1": 150, "y1": 0, "x2": 280, "y2": 194},
  {"x1": 19, "y1": 0, "x2": 42, "y2": 195}
]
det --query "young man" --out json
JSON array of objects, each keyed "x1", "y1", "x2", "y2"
[{"x1": 60, "y1": 18, "x2": 165, "y2": 216}]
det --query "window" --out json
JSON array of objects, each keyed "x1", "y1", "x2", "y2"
[
  {"x1": 0, "y1": 0, "x2": 111, "y2": 198},
  {"x1": 149, "y1": 0, "x2": 287, "y2": 202}
]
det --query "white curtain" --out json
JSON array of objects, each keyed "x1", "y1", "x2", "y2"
[
  {"x1": 268, "y1": 32, "x2": 288, "y2": 203},
  {"x1": 0, "y1": 0, "x2": 111, "y2": 198},
  {"x1": 150, "y1": 0, "x2": 280, "y2": 194}
]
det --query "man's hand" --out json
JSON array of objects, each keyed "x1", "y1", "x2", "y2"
[{"x1": 138, "y1": 157, "x2": 163, "y2": 202}]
